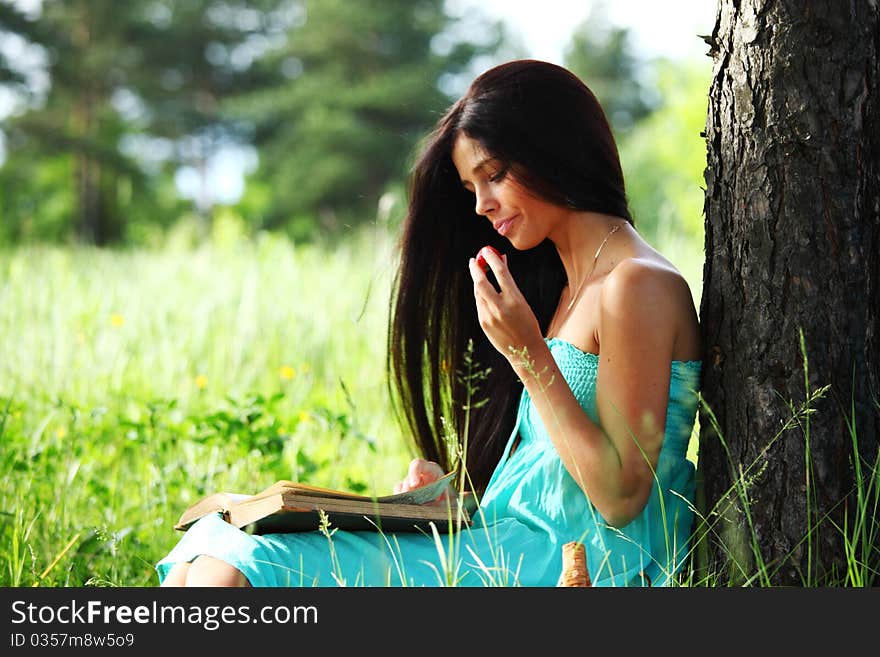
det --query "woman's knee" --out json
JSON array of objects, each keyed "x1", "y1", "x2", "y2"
[
  {"x1": 185, "y1": 555, "x2": 250, "y2": 587},
  {"x1": 159, "y1": 562, "x2": 191, "y2": 587}
]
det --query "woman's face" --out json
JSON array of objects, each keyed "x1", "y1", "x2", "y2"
[{"x1": 451, "y1": 133, "x2": 567, "y2": 250}]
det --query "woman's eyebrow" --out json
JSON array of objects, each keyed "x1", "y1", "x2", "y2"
[{"x1": 470, "y1": 157, "x2": 494, "y2": 174}]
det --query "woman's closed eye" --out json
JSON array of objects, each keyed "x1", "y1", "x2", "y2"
[{"x1": 488, "y1": 166, "x2": 509, "y2": 183}]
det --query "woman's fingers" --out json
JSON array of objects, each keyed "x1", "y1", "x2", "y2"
[
  {"x1": 468, "y1": 257, "x2": 497, "y2": 299},
  {"x1": 471, "y1": 248, "x2": 513, "y2": 294},
  {"x1": 480, "y1": 248, "x2": 512, "y2": 289},
  {"x1": 398, "y1": 458, "x2": 443, "y2": 492},
  {"x1": 469, "y1": 252, "x2": 521, "y2": 311},
  {"x1": 408, "y1": 458, "x2": 442, "y2": 483},
  {"x1": 395, "y1": 458, "x2": 455, "y2": 502}
]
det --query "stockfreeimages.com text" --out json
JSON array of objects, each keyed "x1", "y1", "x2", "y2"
[{"x1": 10, "y1": 600, "x2": 317, "y2": 631}]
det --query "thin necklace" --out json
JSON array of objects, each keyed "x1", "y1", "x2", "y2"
[{"x1": 566, "y1": 223, "x2": 622, "y2": 311}]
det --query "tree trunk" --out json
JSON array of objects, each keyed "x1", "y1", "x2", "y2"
[
  {"x1": 73, "y1": 92, "x2": 101, "y2": 244},
  {"x1": 698, "y1": 0, "x2": 880, "y2": 586},
  {"x1": 71, "y1": 11, "x2": 98, "y2": 244},
  {"x1": 70, "y1": 3, "x2": 119, "y2": 245}
]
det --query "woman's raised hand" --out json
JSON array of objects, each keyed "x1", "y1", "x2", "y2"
[{"x1": 468, "y1": 247, "x2": 544, "y2": 364}]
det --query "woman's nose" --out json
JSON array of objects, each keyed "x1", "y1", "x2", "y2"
[{"x1": 474, "y1": 186, "x2": 498, "y2": 216}]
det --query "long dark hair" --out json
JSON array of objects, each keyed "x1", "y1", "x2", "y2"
[{"x1": 387, "y1": 60, "x2": 632, "y2": 494}]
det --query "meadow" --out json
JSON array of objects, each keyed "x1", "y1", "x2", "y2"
[
  {"x1": 1, "y1": 224, "x2": 418, "y2": 586},
  {"x1": 0, "y1": 223, "x2": 708, "y2": 587}
]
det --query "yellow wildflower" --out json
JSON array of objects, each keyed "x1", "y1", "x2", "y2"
[
  {"x1": 195, "y1": 375, "x2": 208, "y2": 389},
  {"x1": 55, "y1": 427, "x2": 67, "y2": 439},
  {"x1": 110, "y1": 314, "x2": 125, "y2": 328},
  {"x1": 278, "y1": 365, "x2": 296, "y2": 380},
  {"x1": 298, "y1": 410, "x2": 311, "y2": 424}
]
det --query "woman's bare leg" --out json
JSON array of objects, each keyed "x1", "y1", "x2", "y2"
[
  {"x1": 183, "y1": 555, "x2": 250, "y2": 587},
  {"x1": 159, "y1": 561, "x2": 191, "y2": 587}
]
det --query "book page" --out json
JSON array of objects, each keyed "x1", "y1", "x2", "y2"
[
  {"x1": 175, "y1": 491, "x2": 250, "y2": 530},
  {"x1": 256, "y1": 471, "x2": 457, "y2": 505}
]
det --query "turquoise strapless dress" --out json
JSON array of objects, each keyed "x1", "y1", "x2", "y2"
[{"x1": 156, "y1": 337, "x2": 701, "y2": 587}]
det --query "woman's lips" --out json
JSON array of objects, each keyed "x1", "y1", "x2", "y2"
[{"x1": 495, "y1": 215, "x2": 517, "y2": 236}]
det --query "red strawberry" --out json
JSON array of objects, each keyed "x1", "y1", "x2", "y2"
[{"x1": 475, "y1": 245, "x2": 502, "y2": 272}]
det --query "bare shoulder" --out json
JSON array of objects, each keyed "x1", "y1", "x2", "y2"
[
  {"x1": 602, "y1": 257, "x2": 693, "y2": 304},
  {"x1": 599, "y1": 257, "x2": 701, "y2": 361}
]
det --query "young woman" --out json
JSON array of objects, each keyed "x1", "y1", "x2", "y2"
[{"x1": 157, "y1": 59, "x2": 702, "y2": 587}]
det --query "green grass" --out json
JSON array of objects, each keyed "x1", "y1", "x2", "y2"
[
  {"x1": 0, "y1": 226, "x2": 414, "y2": 586},
  {"x1": 685, "y1": 331, "x2": 880, "y2": 587}
]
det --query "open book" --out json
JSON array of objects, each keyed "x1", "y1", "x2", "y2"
[{"x1": 174, "y1": 471, "x2": 477, "y2": 535}]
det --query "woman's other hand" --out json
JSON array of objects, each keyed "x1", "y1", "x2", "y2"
[
  {"x1": 393, "y1": 458, "x2": 443, "y2": 493},
  {"x1": 393, "y1": 458, "x2": 452, "y2": 502}
]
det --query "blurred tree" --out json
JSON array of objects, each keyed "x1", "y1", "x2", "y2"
[
  {"x1": 229, "y1": 0, "x2": 502, "y2": 239},
  {"x1": 0, "y1": 0, "x2": 279, "y2": 244},
  {"x1": 0, "y1": 0, "x2": 60, "y2": 242},
  {"x1": 0, "y1": 0, "x2": 43, "y2": 90},
  {"x1": 618, "y1": 58, "x2": 711, "y2": 250},
  {"x1": 2, "y1": 1, "x2": 155, "y2": 244},
  {"x1": 563, "y1": 4, "x2": 656, "y2": 136},
  {"x1": 122, "y1": 0, "x2": 289, "y2": 218}
]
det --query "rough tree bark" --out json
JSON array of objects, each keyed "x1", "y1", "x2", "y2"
[{"x1": 698, "y1": 0, "x2": 879, "y2": 585}]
